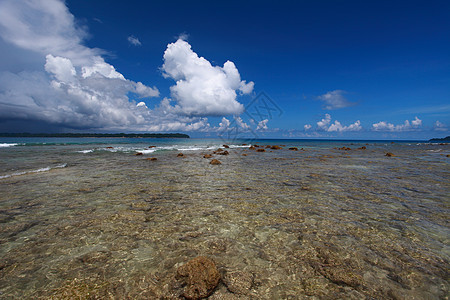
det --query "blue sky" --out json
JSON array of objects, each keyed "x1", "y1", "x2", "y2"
[{"x1": 0, "y1": 0, "x2": 449, "y2": 139}]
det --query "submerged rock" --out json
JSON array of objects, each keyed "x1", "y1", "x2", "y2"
[
  {"x1": 177, "y1": 153, "x2": 185, "y2": 157},
  {"x1": 358, "y1": 146, "x2": 367, "y2": 150},
  {"x1": 145, "y1": 157, "x2": 157, "y2": 161},
  {"x1": 223, "y1": 271, "x2": 254, "y2": 295},
  {"x1": 223, "y1": 144, "x2": 230, "y2": 148},
  {"x1": 148, "y1": 145, "x2": 156, "y2": 148},
  {"x1": 135, "y1": 152, "x2": 143, "y2": 156},
  {"x1": 288, "y1": 147, "x2": 298, "y2": 151},
  {"x1": 106, "y1": 147, "x2": 114, "y2": 149},
  {"x1": 217, "y1": 150, "x2": 229, "y2": 155},
  {"x1": 385, "y1": 152, "x2": 395, "y2": 157},
  {"x1": 210, "y1": 159, "x2": 222, "y2": 165},
  {"x1": 176, "y1": 256, "x2": 220, "y2": 299},
  {"x1": 256, "y1": 148, "x2": 265, "y2": 152},
  {"x1": 203, "y1": 154, "x2": 213, "y2": 158},
  {"x1": 271, "y1": 145, "x2": 282, "y2": 150}
]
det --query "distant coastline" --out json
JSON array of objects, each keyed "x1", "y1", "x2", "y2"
[
  {"x1": 0, "y1": 133, "x2": 190, "y2": 138},
  {"x1": 429, "y1": 136, "x2": 450, "y2": 142}
]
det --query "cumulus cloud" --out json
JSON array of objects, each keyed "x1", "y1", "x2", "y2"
[
  {"x1": 328, "y1": 120, "x2": 362, "y2": 132},
  {"x1": 317, "y1": 90, "x2": 355, "y2": 110},
  {"x1": 315, "y1": 114, "x2": 362, "y2": 132},
  {"x1": 162, "y1": 39, "x2": 254, "y2": 116},
  {"x1": 234, "y1": 116, "x2": 250, "y2": 130},
  {"x1": 218, "y1": 117, "x2": 231, "y2": 132},
  {"x1": 372, "y1": 117, "x2": 422, "y2": 132},
  {"x1": 127, "y1": 35, "x2": 141, "y2": 46},
  {"x1": 304, "y1": 124, "x2": 312, "y2": 130},
  {"x1": 0, "y1": 0, "x2": 256, "y2": 133},
  {"x1": 434, "y1": 121, "x2": 448, "y2": 131},
  {"x1": 411, "y1": 116, "x2": 422, "y2": 127},
  {"x1": 256, "y1": 119, "x2": 269, "y2": 131},
  {"x1": 317, "y1": 114, "x2": 332, "y2": 130},
  {"x1": 0, "y1": 0, "x2": 237, "y2": 132}
]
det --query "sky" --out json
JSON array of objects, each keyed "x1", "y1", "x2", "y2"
[{"x1": 0, "y1": 0, "x2": 449, "y2": 139}]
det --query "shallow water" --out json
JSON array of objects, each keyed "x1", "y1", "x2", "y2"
[{"x1": 0, "y1": 138, "x2": 449, "y2": 299}]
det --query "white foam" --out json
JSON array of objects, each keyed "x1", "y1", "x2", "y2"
[
  {"x1": 178, "y1": 147, "x2": 205, "y2": 151},
  {"x1": 0, "y1": 164, "x2": 67, "y2": 179},
  {"x1": 229, "y1": 144, "x2": 251, "y2": 148},
  {"x1": 138, "y1": 149, "x2": 157, "y2": 154},
  {"x1": 0, "y1": 143, "x2": 19, "y2": 148},
  {"x1": 77, "y1": 149, "x2": 94, "y2": 153}
]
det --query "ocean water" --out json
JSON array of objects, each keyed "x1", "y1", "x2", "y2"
[{"x1": 0, "y1": 137, "x2": 448, "y2": 299}]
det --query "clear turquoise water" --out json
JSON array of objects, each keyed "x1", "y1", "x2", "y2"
[{"x1": 0, "y1": 138, "x2": 449, "y2": 298}]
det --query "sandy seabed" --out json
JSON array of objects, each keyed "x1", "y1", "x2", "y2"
[{"x1": 0, "y1": 141, "x2": 449, "y2": 299}]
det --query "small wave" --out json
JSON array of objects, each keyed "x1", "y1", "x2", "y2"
[
  {"x1": 0, "y1": 164, "x2": 67, "y2": 179},
  {"x1": 0, "y1": 143, "x2": 19, "y2": 148},
  {"x1": 138, "y1": 149, "x2": 157, "y2": 154},
  {"x1": 77, "y1": 149, "x2": 94, "y2": 153}
]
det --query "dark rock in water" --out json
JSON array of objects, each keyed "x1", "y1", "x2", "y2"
[
  {"x1": 217, "y1": 150, "x2": 229, "y2": 155},
  {"x1": 146, "y1": 157, "x2": 157, "y2": 161},
  {"x1": 242, "y1": 143, "x2": 247, "y2": 146},
  {"x1": 223, "y1": 271, "x2": 254, "y2": 295},
  {"x1": 210, "y1": 159, "x2": 221, "y2": 165},
  {"x1": 249, "y1": 146, "x2": 256, "y2": 150},
  {"x1": 271, "y1": 145, "x2": 282, "y2": 150},
  {"x1": 148, "y1": 145, "x2": 156, "y2": 148},
  {"x1": 135, "y1": 152, "x2": 143, "y2": 156},
  {"x1": 223, "y1": 144, "x2": 230, "y2": 148},
  {"x1": 385, "y1": 152, "x2": 395, "y2": 157},
  {"x1": 447, "y1": 154, "x2": 450, "y2": 157},
  {"x1": 177, "y1": 153, "x2": 185, "y2": 157},
  {"x1": 358, "y1": 146, "x2": 366, "y2": 150},
  {"x1": 288, "y1": 147, "x2": 298, "y2": 151},
  {"x1": 106, "y1": 146, "x2": 114, "y2": 149},
  {"x1": 176, "y1": 256, "x2": 220, "y2": 299},
  {"x1": 338, "y1": 147, "x2": 351, "y2": 151},
  {"x1": 203, "y1": 154, "x2": 213, "y2": 158},
  {"x1": 266, "y1": 145, "x2": 271, "y2": 148},
  {"x1": 253, "y1": 144, "x2": 259, "y2": 147},
  {"x1": 256, "y1": 148, "x2": 265, "y2": 152},
  {"x1": 242, "y1": 153, "x2": 247, "y2": 156}
]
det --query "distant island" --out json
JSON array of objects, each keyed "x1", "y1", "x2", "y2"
[
  {"x1": 0, "y1": 133, "x2": 190, "y2": 138},
  {"x1": 429, "y1": 136, "x2": 450, "y2": 142}
]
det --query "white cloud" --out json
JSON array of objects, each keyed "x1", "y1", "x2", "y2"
[
  {"x1": 317, "y1": 90, "x2": 355, "y2": 110},
  {"x1": 0, "y1": 0, "x2": 100, "y2": 66},
  {"x1": 162, "y1": 39, "x2": 254, "y2": 116},
  {"x1": 304, "y1": 124, "x2": 312, "y2": 130},
  {"x1": 0, "y1": 0, "x2": 255, "y2": 133},
  {"x1": 234, "y1": 116, "x2": 250, "y2": 130},
  {"x1": 0, "y1": 0, "x2": 172, "y2": 130},
  {"x1": 127, "y1": 35, "x2": 141, "y2": 46},
  {"x1": 411, "y1": 116, "x2": 422, "y2": 127},
  {"x1": 434, "y1": 121, "x2": 448, "y2": 131},
  {"x1": 372, "y1": 118, "x2": 422, "y2": 132},
  {"x1": 218, "y1": 117, "x2": 231, "y2": 132},
  {"x1": 328, "y1": 120, "x2": 362, "y2": 132},
  {"x1": 316, "y1": 114, "x2": 362, "y2": 132},
  {"x1": 317, "y1": 113, "x2": 331, "y2": 130},
  {"x1": 256, "y1": 119, "x2": 269, "y2": 131}
]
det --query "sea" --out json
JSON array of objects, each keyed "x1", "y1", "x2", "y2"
[{"x1": 0, "y1": 137, "x2": 448, "y2": 299}]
